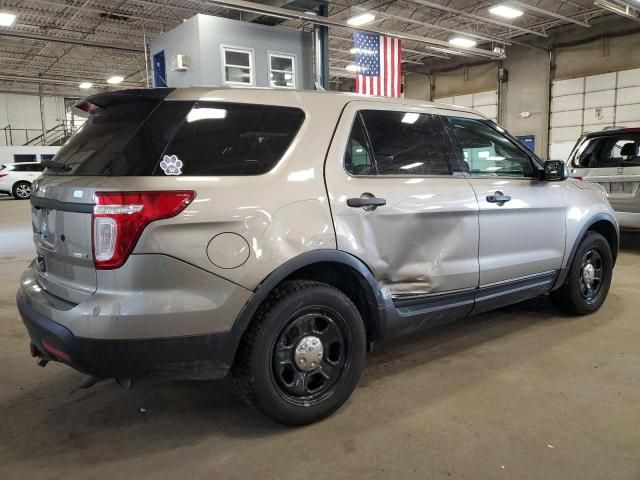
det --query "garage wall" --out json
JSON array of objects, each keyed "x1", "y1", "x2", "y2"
[
  {"x1": 431, "y1": 62, "x2": 497, "y2": 99},
  {"x1": 404, "y1": 72, "x2": 431, "y2": 100},
  {"x1": 434, "y1": 90, "x2": 498, "y2": 122},
  {"x1": 554, "y1": 31, "x2": 640, "y2": 80},
  {"x1": 550, "y1": 67, "x2": 640, "y2": 160},
  {"x1": 0, "y1": 93, "x2": 66, "y2": 146}
]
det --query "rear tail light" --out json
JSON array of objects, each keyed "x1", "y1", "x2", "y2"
[
  {"x1": 0, "y1": 173, "x2": 7, "y2": 177},
  {"x1": 92, "y1": 191, "x2": 195, "y2": 269}
]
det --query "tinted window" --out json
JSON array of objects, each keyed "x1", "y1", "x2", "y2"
[
  {"x1": 40, "y1": 154, "x2": 55, "y2": 163},
  {"x1": 572, "y1": 135, "x2": 640, "y2": 168},
  {"x1": 444, "y1": 116, "x2": 534, "y2": 178},
  {"x1": 14, "y1": 154, "x2": 36, "y2": 163},
  {"x1": 47, "y1": 96, "x2": 168, "y2": 175},
  {"x1": 358, "y1": 110, "x2": 450, "y2": 176},
  {"x1": 345, "y1": 115, "x2": 375, "y2": 176},
  {"x1": 158, "y1": 103, "x2": 305, "y2": 176}
]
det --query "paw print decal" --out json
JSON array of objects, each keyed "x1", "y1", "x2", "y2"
[{"x1": 160, "y1": 155, "x2": 183, "y2": 175}]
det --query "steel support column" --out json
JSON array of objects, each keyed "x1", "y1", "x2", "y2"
[{"x1": 314, "y1": 4, "x2": 330, "y2": 89}]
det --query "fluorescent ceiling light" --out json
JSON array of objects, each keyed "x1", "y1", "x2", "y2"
[
  {"x1": 489, "y1": 5, "x2": 524, "y2": 19},
  {"x1": 187, "y1": 108, "x2": 227, "y2": 123},
  {"x1": 346, "y1": 64, "x2": 360, "y2": 72},
  {"x1": 78, "y1": 82, "x2": 93, "y2": 89},
  {"x1": 0, "y1": 12, "x2": 16, "y2": 27},
  {"x1": 400, "y1": 162, "x2": 424, "y2": 170},
  {"x1": 347, "y1": 12, "x2": 376, "y2": 26},
  {"x1": 107, "y1": 75, "x2": 124, "y2": 85},
  {"x1": 448, "y1": 37, "x2": 477, "y2": 48},
  {"x1": 401, "y1": 113, "x2": 420, "y2": 124}
]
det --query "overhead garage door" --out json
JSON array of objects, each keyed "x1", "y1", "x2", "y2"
[
  {"x1": 435, "y1": 90, "x2": 498, "y2": 122},
  {"x1": 550, "y1": 68, "x2": 640, "y2": 160}
]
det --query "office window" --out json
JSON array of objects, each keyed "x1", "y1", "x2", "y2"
[
  {"x1": 221, "y1": 46, "x2": 254, "y2": 85},
  {"x1": 269, "y1": 54, "x2": 295, "y2": 88}
]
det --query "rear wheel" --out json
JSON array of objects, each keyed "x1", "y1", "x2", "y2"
[
  {"x1": 233, "y1": 280, "x2": 366, "y2": 426},
  {"x1": 12, "y1": 181, "x2": 31, "y2": 200},
  {"x1": 550, "y1": 232, "x2": 613, "y2": 315}
]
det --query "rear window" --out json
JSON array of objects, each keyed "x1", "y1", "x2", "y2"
[
  {"x1": 571, "y1": 134, "x2": 640, "y2": 168},
  {"x1": 46, "y1": 99, "x2": 305, "y2": 176}
]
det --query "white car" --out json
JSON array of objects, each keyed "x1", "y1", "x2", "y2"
[{"x1": 0, "y1": 162, "x2": 46, "y2": 199}]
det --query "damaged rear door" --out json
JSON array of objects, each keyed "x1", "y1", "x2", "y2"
[{"x1": 324, "y1": 102, "x2": 480, "y2": 314}]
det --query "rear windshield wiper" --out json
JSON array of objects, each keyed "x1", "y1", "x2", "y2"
[{"x1": 42, "y1": 159, "x2": 71, "y2": 172}]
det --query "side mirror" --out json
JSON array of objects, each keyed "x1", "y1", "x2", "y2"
[{"x1": 543, "y1": 160, "x2": 569, "y2": 181}]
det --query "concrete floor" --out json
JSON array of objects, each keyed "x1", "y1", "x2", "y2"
[{"x1": 0, "y1": 195, "x2": 639, "y2": 479}]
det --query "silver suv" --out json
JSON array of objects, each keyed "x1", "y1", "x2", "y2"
[
  {"x1": 17, "y1": 88, "x2": 618, "y2": 425},
  {"x1": 568, "y1": 127, "x2": 640, "y2": 230}
]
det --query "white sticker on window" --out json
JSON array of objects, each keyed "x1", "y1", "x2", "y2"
[{"x1": 160, "y1": 155, "x2": 183, "y2": 175}]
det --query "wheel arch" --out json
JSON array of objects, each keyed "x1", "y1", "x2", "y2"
[
  {"x1": 231, "y1": 250, "x2": 388, "y2": 347},
  {"x1": 552, "y1": 213, "x2": 619, "y2": 290}
]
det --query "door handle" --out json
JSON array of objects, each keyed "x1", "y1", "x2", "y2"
[
  {"x1": 486, "y1": 191, "x2": 511, "y2": 205},
  {"x1": 347, "y1": 194, "x2": 386, "y2": 210}
]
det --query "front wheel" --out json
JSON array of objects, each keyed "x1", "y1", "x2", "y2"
[
  {"x1": 232, "y1": 280, "x2": 366, "y2": 425},
  {"x1": 550, "y1": 232, "x2": 613, "y2": 315},
  {"x1": 12, "y1": 181, "x2": 32, "y2": 200}
]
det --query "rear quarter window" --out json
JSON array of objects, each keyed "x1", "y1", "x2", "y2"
[{"x1": 157, "y1": 103, "x2": 305, "y2": 176}]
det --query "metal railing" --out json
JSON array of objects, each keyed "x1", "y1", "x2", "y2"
[{"x1": 2, "y1": 123, "x2": 75, "y2": 147}]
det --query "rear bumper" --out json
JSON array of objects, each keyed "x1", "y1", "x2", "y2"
[
  {"x1": 16, "y1": 257, "x2": 253, "y2": 380},
  {"x1": 18, "y1": 297, "x2": 237, "y2": 379},
  {"x1": 615, "y1": 211, "x2": 640, "y2": 230}
]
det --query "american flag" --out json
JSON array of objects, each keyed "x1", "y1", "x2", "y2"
[{"x1": 353, "y1": 32, "x2": 402, "y2": 97}]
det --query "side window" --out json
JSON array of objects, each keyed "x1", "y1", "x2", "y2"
[
  {"x1": 159, "y1": 102, "x2": 305, "y2": 176},
  {"x1": 359, "y1": 110, "x2": 450, "y2": 176},
  {"x1": 13, "y1": 154, "x2": 37, "y2": 163},
  {"x1": 444, "y1": 116, "x2": 535, "y2": 178},
  {"x1": 344, "y1": 114, "x2": 375, "y2": 176},
  {"x1": 221, "y1": 46, "x2": 254, "y2": 86},
  {"x1": 269, "y1": 54, "x2": 295, "y2": 88}
]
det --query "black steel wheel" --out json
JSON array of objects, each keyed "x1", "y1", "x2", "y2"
[
  {"x1": 550, "y1": 232, "x2": 613, "y2": 315},
  {"x1": 578, "y1": 248, "x2": 604, "y2": 303},
  {"x1": 233, "y1": 280, "x2": 366, "y2": 426},
  {"x1": 272, "y1": 309, "x2": 349, "y2": 406}
]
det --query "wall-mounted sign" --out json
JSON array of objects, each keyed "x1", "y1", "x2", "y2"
[{"x1": 516, "y1": 135, "x2": 536, "y2": 152}]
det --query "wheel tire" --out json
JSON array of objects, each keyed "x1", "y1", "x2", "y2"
[
  {"x1": 12, "y1": 181, "x2": 32, "y2": 200},
  {"x1": 232, "y1": 280, "x2": 366, "y2": 426},
  {"x1": 550, "y1": 232, "x2": 613, "y2": 315}
]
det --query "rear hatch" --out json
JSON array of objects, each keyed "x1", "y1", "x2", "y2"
[
  {"x1": 32, "y1": 88, "x2": 187, "y2": 304},
  {"x1": 569, "y1": 132, "x2": 640, "y2": 213}
]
